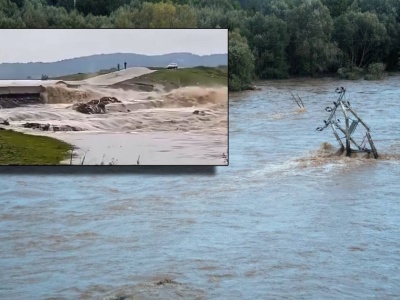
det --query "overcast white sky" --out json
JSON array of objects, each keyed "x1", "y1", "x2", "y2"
[{"x1": 0, "y1": 29, "x2": 228, "y2": 63}]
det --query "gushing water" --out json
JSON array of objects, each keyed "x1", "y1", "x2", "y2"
[{"x1": 0, "y1": 84, "x2": 228, "y2": 165}]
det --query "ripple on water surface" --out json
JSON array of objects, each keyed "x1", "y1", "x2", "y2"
[{"x1": 1, "y1": 77, "x2": 400, "y2": 299}]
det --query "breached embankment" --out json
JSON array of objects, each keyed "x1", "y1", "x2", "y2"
[
  {"x1": 162, "y1": 86, "x2": 227, "y2": 108},
  {"x1": 42, "y1": 84, "x2": 94, "y2": 104},
  {"x1": 0, "y1": 83, "x2": 228, "y2": 133},
  {"x1": 42, "y1": 84, "x2": 228, "y2": 108}
]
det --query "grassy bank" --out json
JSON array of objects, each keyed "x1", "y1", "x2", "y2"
[
  {"x1": 120, "y1": 67, "x2": 228, "y2": 91},
  {"x1": 140, "y1": 67, "x2": 227, "y2": 86},
  {"x1": 0, "y1": 129, "x2": 72, "y2": 165}
]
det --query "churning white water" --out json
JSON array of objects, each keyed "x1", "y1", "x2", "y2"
[{"x1": 0, "y1": 81, "x2": 228, "y2": 165}]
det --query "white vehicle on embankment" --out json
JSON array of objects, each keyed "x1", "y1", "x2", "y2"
[{"x1": 166, "y1": 63, "x2": 178, "y2": 69}]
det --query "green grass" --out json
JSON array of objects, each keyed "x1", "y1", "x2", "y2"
[
  {"x1": 0, "y1": 129, "x2": 73, "y2": 165},
  {"x1": 135, "y1": 67, "x2": 228, "y2": 88}
]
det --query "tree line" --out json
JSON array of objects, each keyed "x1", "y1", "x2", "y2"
[{"x1": 1, "y1": 0, "x2": 400, "y2": 91}]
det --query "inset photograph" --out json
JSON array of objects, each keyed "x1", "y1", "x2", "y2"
[{"x1": 0, "y1": 29, "x2": 228, "y2": 165}]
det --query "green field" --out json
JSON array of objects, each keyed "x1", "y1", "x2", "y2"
[
  {"x1": 0, "y1": 129, "x2": 72, "y2": 165},
  {"x1": 132, "y1": 67, "x2": 228, "y2": 89}
]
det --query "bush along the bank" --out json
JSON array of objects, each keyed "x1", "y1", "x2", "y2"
[
  {"x1": 337, "y1": 67, "x2": 365, "y2": 80},
  {"x1": 365, "y1": 63, "x2": 386, "y2": 80},
  {"x1": 338, "y1": 63, "x2": 386, "y2": 80}
]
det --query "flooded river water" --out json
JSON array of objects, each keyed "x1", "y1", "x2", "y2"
[{"x1": 1, "y1": 76, "x2": 400, "y2": 299}]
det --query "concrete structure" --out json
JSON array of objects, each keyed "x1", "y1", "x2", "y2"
[
  {"x1": 0, "y1": 80, "x2": 62, "y2": 96},
  {"x1": 0, "y1": 85, "x2": 44, "y2": 96},
  {"x1": 0, "y1": 80, "x2": 49, "y2": 107}
]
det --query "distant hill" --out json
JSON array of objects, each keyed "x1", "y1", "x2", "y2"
[{"x1": 0, "y1": 52, "x2": 228, "y2": 80}]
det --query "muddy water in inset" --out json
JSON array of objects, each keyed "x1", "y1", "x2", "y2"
[
  {"x1": 0, "y1": 85, "x2": 228, "y2": 165},
  {"x1": 1, "y1": 76, "x2": 400, "y2": 299}
]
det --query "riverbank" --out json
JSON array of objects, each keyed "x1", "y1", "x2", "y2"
[
  {"x1": 143, "y1": 67, "x2": 227, "y2": 86},
  {"x1": 0, "y1": 128, "x2": 72, "y2": 165},
  {"x1": 233, "y1": 70, "x2": 400, "y2": 93}
]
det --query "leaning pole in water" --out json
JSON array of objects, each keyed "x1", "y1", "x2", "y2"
[{"x1": 316, "y1": 87, "x2": 378, "y2": 159}]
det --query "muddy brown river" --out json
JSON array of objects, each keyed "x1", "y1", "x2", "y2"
[{"x1": 0, "y1": 75, "x2": 399, "y2": 299}]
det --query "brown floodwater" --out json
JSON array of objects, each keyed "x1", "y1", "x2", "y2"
[{"x1": 0, "y1": 76, "x2": 399, "y2": 299}]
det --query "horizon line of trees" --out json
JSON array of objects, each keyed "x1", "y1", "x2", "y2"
[{"x1": 1, "y1": 0, "x2": 400, "y2": 91}]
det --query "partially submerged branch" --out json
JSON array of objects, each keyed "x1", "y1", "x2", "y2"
[{"x1": 289, "y1": 91, "x2": 305, "y2": 109}]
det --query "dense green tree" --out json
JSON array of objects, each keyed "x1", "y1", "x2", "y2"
[
  {"x1": 110, "y1": 6, "x2": 138, "y2": 28},
  {"x1": 85, "y1": 13, "x2": 113, "y2": 28},
  {"x1": 57, "y1": 9, "x2": 86, "y2": 27},
  {"x1": 0, "y1": 0, "x2": 399, "y2": 88},
  {"x1": 22, "y1": 0, "x2": 49, "y2": 27},
  {"x1": 3, "y1": 0, "x2": 22, "y2": 12},
  {"x1": 141, "y1": 2, "x2": 197, "y2": 28},
  {"x1": 72, "y1": 0, "x2": 130, "y2": 16},
  {"x1": 357, "y1": 0, "x2": 397, "y2": 16},
  {"x1": 144, "y1": 0, "x2": 189, "y2": 4},
  {"x1": 288, "y1": 0, "x2": 337, "y2": 75},
  {"x1": 244, "y1": 13, "x2": 289, "y2": 78},
  {"x1": 228, "y1": 29, "x2": 254, "y2": 91},
  {"x1": 55, "y1": 0, "x2": 74, "y2": 12},
  {"x1": 144, "y1": 1, "x2": 177, "y2": 27},
  {"x1": 356, "y1": 0, "x2": 400, "y2": 70},
  {"x1": 262, "y1": 0, "x2": 294, "y2": 19},
  {"x1": 0, "y1": 12, "x2": 24, "y2": 27},
  {"x1": 0, "y1": 0, "x2": 25, "y2": 27},
  {"x1": 191, "y1": 0, "x2": 240, "y2": 11},
  {"x1": 321, "y1": 0, "x2": 350, "y2": 18},
  {"x1": 196, "y1": 7, "x2": 245, "y2": 30},
  {"x1": 175, "y1": 4, "x2": 198, "y2": 28},
  {"x1": 237, "y1": 0, "x2": 263, "y2": 13},
  {"x1": 111, "y1": 1, "x2": 196, "y2": 28},
  {"x1": 196, "y1": 6, "x2": 222, "y2": 28},
  {"x1": 45, "y1": 5, "x2": 68, "y2": 27},
  {"x1": 334, "y1": 11, "x2": 387, "y2": 68},
  {"x1": 9, "y1": 0, "x2": 24, "y2": 8}
]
